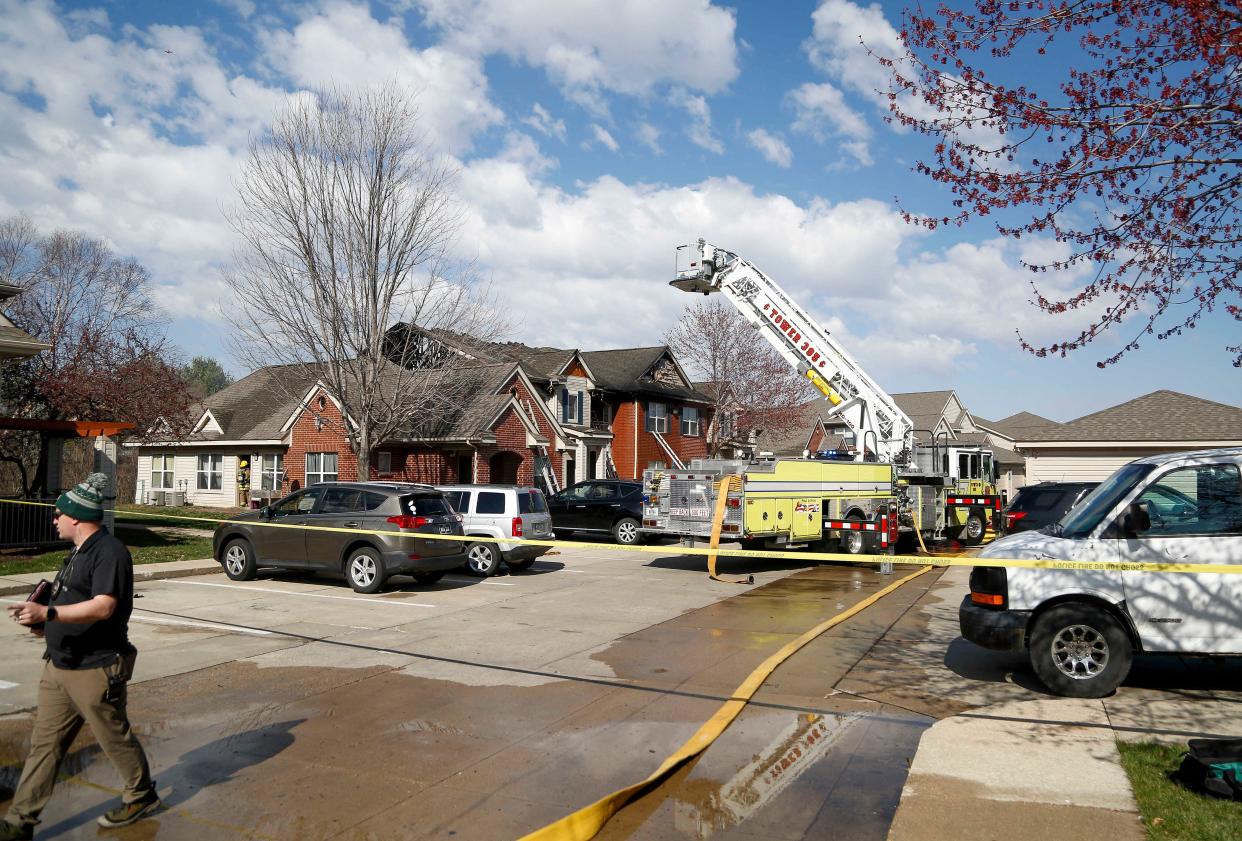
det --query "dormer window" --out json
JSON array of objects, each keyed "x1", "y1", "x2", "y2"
[{"x1": 560, "y1": 388, "x2": 583, "y2": 424}]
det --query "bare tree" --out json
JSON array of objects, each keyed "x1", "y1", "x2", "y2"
[
  {"x1": 225, "y1": 84, "x2": 508, "y2": 481},
  {"x1": 0, "y1": 215, "x2": 195, "y2": 495},
  {"x1": 664, "y1": 299, "x2": 814, "y2": 456}
]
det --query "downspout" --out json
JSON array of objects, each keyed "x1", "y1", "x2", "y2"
[{"x1": 633, "y1": 398, "x2": 639, "y2": 477}]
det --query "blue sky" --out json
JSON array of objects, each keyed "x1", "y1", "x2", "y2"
[{"x1": 0, "y1": 0, "x2": 1237, "y2": 424}]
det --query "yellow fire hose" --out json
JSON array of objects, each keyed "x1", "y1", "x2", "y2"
[
  {"x1": 706, "y1": 475, "x2": 753, "y2": 585},
  {"x1": 517, "y1": 564, "x2": 932, "y2": 841}
]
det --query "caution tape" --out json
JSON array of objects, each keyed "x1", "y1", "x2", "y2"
[
  {"x1": 8, "y1": 497, "x2": 1242, "y2": 576},
  {"x1": 516, "y1": 565, "x2": 933, "y2": 841}
]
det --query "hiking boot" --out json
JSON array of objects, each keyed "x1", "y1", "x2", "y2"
[
  {"x1": 0, "y1": 821, "x2": 33, "y2": 841},
  {"x1": 96, "y1": 790, "x2": 160, "y2": 828}
]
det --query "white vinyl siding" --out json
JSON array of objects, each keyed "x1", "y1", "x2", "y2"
[{"x1": 1025, "y1": 449, "x2": 1176, "y2": 484}]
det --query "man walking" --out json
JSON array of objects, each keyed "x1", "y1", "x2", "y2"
[{"x1": 2, "y1": 473, "x2": 159, "y2": 839}]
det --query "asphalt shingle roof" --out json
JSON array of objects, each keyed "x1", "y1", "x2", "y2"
[
  {"x1": 1025, "y1": 390, "x2": 1242, "y2": 442},
  {"x1": 988, "y1": 411, "x2": 1062, "y2": 439},
  {"x1": 579, "y1": 347, "x2": 714, "y2": 403}
]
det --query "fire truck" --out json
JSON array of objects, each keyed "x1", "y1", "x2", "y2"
[{"x1": 641, "y1": 240, "x2": 1003, "y2": 554}]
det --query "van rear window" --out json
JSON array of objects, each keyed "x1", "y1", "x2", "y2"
[
  {"x1": 402, "y1": 494, "x2": 451, "y2": 516},
  {"x1": 1012, "y1": 489, "x2": 1066, "y2": 512}
]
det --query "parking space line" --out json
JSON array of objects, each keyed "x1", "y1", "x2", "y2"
[
  {"x1": 132, "y1": 613, "x2": 276, "y2": 636},
  {"x1": 159, "y1": 579, "x2": 436, "y2": 607}
]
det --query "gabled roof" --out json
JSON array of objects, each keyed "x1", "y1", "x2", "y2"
[
  {"x1": 517, "y1": 349, "x2": 581, "y2": 382},
  {"x1": 988, "y1": 411, "x2": 1062, "y2": 439},
  {"x1": 184, "y1": 364, "x2": 327, "y2": 442},
  {"x1": 580, "y1": 347, "x2": 713, "y2": 403},
  {"x1": 891, "y1": 390, "x2": 956, "y2": 439},
  {"x1": 1025, "y1": 390, "x2": 1242, "y2": 442}
]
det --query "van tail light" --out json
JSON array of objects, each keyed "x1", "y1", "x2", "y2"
[
  {"x1": 971, "y1": 592, "x2": 1004, "y2": 607},
  {"x1": 387, "y1": 515, "x2": 428, "y2": 529},
  {"x1": 512, "y1": 516, "x2": 523, "y2": 538},
  {"x1": 1004, "y1": 511, "x2": 1027, "y2": 527}
]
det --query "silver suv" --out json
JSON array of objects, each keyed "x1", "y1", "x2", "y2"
[
  {"x1": 436, "y1": 484, "x2": 552, "y2": 577},
  {"x1": 213, "y1": 482, "x2": 466, "y2": 593}
]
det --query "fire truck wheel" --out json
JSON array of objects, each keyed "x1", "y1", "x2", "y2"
[
  {"x1": 963, "y1": 512, "x2": 986, "y2": 545},
  {"x1": 839, "y1": 517, "x2": 866, "y2": 555}
]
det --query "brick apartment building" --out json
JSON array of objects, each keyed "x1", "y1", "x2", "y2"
[{"x1": 130, "y1": 337, "x2": 714, "y2": 508}]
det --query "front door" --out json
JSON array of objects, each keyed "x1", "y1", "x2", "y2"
[
  {"x1": 585, "y1": 481, "x2": 620, "y2": 530},
  {"x1": 1121, "y1": 462, "x2": 1242, "y2": 653},
  {"x1": 306, "y1": 486, "x2": 367, "y2": 569},
  {"x1": 262, "y1": 487, "x2": 325, "y2": 565}
]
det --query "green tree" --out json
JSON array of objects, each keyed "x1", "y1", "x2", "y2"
[{"x1": 179, "y1": 356, "x2": 234, "y2": 399}]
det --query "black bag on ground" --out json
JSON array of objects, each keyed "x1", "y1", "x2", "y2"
[{"x1": 1174, "y1": 738, "x2": 1242, "y2": 800}]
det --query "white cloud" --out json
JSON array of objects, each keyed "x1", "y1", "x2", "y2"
[
  {"x1": 669, "y1": 88, "x2": 723, "y2": 154},
  {"x1": 590, "y1": 124, "x2": 619, "y2": 152},
  {"x1": 788, "y1": 82, "x2": 870, "y2": 142},
  {"x1": 636, "y1": 122, "x2": 663, "y2": 155},
  {"x1": 522, "y1": 102, "x2": 566, "y2": 141},
  {"x1": 806, "y1": 0, "x2": 901, "y2": 102},
  {"x1": 745, "y1": 128, "x2": 792, "y2": 168},
  {"x1": 415, "y1": 0, "x2": 739, "y2": 108},
  {"x1": 261, "y1": 1, "x2": 503, "y2": 154}
]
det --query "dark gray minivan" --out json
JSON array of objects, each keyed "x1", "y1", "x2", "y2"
[{"x1": 213, "y1": 482, "x2": 467, "y2": 593}]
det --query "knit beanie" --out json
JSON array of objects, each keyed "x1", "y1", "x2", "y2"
[{"x1": 57, "y1": 473, "x2": 109, "y2": 522}]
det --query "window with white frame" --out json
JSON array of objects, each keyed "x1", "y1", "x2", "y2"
[
  {"x1": 196, "y1": 453, "x2": 223, "y2": 490},
  {"x1": 150, "y1": 454, "x2": 174, "y2": 490},
  {"x1": 258, "y1": 454, "x2": 284, "y2": 491},
  {"x1": 645, "y1": 402, "x2": 668, "y2": 433},
  {"x1": 377, "y1": 451, "x2": 392, "y2": 474},
  {"x1": 680, "y1": 406, "x2": 700, "y2": 437},
  {"x1": 560, "y1": 388, "x2": 583, "y2": 424},
  {"x1": 306, "y1": 452, "x2": 338, "y2": 485}
]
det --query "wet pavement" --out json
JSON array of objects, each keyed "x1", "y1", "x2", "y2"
[{"x1": 0, "y1": 547, "x2": 952, "y2": 840}]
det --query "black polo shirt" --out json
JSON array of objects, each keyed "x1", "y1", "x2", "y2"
[{"x1": 44, "y1": 527, "x2": 135, "y2": 670}]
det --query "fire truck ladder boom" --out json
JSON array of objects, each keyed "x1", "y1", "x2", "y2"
[{"x1": 670, "y1": 240, "x2": 914, "y2": 463}]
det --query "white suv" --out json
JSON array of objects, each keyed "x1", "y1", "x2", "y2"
[
  {"x1": 437, "y1": 484, "x2": 553, "y2": 577},
  {"x1": 961, "y1": 447, "x2": 1242, "y2": 697}
]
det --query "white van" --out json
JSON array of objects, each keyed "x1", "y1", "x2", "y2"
[{"x1": 960, "y1": 447, "x2": 1242, "y2": 697}]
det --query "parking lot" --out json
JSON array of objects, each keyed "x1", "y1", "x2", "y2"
[{"x1": 2, "y1": 542, "x2": 1240, "y2": 841}]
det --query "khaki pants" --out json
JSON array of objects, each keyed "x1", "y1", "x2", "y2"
[{"x1": 4, "y1": 655, "x2": 153, "y2": 829}]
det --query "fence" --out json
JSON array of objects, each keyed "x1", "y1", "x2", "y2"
[{"x1": 0, "y1": 496, "x2": 62, "y2": 548}]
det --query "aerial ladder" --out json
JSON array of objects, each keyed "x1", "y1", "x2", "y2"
[
  {"x1": 671, "y1": 240, "x2": 914, "y2": 464},
  {"x1": 644, "y1": 239, "x2": 1003, "y2": 550}
]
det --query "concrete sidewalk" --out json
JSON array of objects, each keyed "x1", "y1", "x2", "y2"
[
  {"x1": 885, "y1": 566, "x2": 1242, "y2": 841},
  {"x1": 0, "y1": 557, "x2": 219, "y2": 597}
]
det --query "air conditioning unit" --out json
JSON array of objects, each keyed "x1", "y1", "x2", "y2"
[{"x1": 170, "y1": 491, "x2": 186, "y2": 507}]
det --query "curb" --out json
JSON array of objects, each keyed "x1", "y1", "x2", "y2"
[{"x1": 0, "y1": 561, "x2": 220, "y2": 597}]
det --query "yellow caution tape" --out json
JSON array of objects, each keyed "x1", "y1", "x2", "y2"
[
  {"x1": 9, "y1": 498, "x2": 1242, "y2": 575},
  {"x1": 516, "y1": 565, "x2": 933, "y2": 841}
]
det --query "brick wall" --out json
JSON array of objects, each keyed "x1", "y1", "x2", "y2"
[
  {"x1": 499, "y1": 376, "x2": 563, "y2": 484},
  {"x1": 372, "y1": 448, "x2": 457, "y2": 484},
  {"x1": 475, "y1": 405, "x2": 535, "y2": 485},
  {"x1": 285, "y1": 388, "x2": 358, "y2": 490},
  {"x1": 606, "y1": 398, "x2": 712, "y2": 479}
]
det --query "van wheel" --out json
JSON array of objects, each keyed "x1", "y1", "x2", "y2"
[
  {"x1": 346, "y1": 547, "x2": 387, "y2": 594},
  {"x1": 963, "y1": 512, "x2": 985, "y2": 545},
  {"x1": 222, "y1": 539, "x2": 257, "y2": 581},
  {"x1": 465, "y1": 542, "x2": 501, "y2": 577},
  {"x1": 1028, "y1": 604, "x2": 1132, "y2": 698},
  {"x1": 838, "y1": 517, "x2": 866, "y2": 555}
]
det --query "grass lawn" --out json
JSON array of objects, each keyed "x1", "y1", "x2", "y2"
[
  {"x1": 0, "y1": 528, "x2": 215, "y2": 576},
  {"x1": 1118, "y1": 741, "x2": 1242, "y2": 840},
  {"x1": 116, "y1": 503, "x2": 242, "y2": 530}
]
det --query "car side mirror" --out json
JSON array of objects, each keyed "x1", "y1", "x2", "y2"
[
  {"x1": 260, "y1": 505, "x2": 272, "y2": 520},
  {"x1": 1122, "y1": 502, "x2": 1150, "y2": 535}
]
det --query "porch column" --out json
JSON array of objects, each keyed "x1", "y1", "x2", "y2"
[{"x1": 93, "y1": 434, "x2": 118, "y2": 532}]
